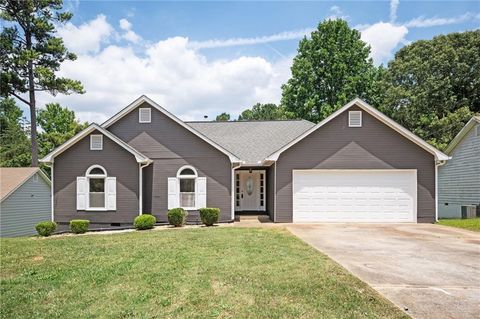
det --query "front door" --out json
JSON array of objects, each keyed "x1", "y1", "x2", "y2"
[{"x1": 237, "y1": 170, "x2": 265, "y2": 211}]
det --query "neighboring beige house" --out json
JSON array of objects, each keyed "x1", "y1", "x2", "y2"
[
  {"x1": 0, "y1": 168, "x2": 51, "y2": 237},
  {"x1": 439, "y1": 116, "x2": 480, "y2": 218}
]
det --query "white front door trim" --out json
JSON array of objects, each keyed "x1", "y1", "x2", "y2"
[
  {"x1": 236, "y1": 170, "x2": 266, "y2": 211},
  {"x1": 292, "y1": 169, "x2": 417, "y2": 223}
]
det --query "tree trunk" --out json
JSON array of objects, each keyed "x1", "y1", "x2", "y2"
[{"x1": 26, "y1": 30, "x2": 38, "y2": 167}]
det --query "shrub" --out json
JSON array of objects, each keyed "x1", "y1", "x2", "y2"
[
  {"x1": 199, "y1": 208, "x2": 220, "y2": 226},
  {"x1": 134, "y1": 214, "x2": 156, "y2": 230},
  {"x1": 167, "y1": 208, "x2": 187, "y2": 227},
  {"x1": 70, "y1": 220, "x2": 90, "y2": 234},
  {"x1": 35, "y1": 221, "x2": 57, "y2": 237}
]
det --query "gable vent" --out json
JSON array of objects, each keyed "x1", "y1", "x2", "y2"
[
  {"x1": 139, "y1": 108, "x2": 151, "y2": 123},
  {"x1": 90, "y1": 134, "x2": 103, "y2": 150},
  {"x1": 348, "y1": 111, "x2": 362, "y2": 127}
]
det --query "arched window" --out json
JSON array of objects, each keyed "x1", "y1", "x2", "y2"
[
  {"x1": 86, "y1": 165, "x2": 107, "y2": 209},
  {"x1": 177, "y1": 166, "x2": 197, "y2": 209}
]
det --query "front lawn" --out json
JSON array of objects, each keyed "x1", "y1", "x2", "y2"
[
  {"x1": 438, "y1": 218, "x2": 480, "y2": 232},
  {"x1": 1, "y1": 227, "x2": 407, "y2": 318}
]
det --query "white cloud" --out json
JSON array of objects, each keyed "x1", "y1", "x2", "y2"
[
  {"x1": 404, "y1": 12, "x2": 478, "y2": 28},
  {"x1": 38, "y1": 21, "x2": 292, "y2": 122},
  {"x1": 119, "y1": 18, "x2": 132, "y2": 30},
  {"x1": 326, "y1": 5, "x2": 349, "y2": 20},
  {"x1": 189, "y1": 29, "x2": 313, "y2": 49},
  {"x1": 57, "y1": 14, "x2": 113, "y2": 54},
  {"x1": 390, "y1": 0, "x2": 400, "y2": 23},
  {"x1": 359, "y1": 22, "x2": 408, "y2": 65},
  {"x1": 118, "y1": 18, "x2": 141, "y2": 43}
]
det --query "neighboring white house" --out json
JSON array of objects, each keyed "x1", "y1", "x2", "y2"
[
  {"x1": 0, "y1": 168, "x2": 51, "y2": 237},
  {"x1": 438, "y1": 116, "x2": 480, "y2": 218}
]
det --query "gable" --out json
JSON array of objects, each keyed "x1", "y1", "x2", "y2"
[
  {"x1": 40, "y1": 124, "x2": 149, "y2": 164},
  {"x1": 445, "y1": 116, "x2": 480, "y2": 154},
  {"x1": 266, "y1": 99, "x2": 449, "y2": 162},
  {"x1": 106, "y1": 101, "x2": 237, "y2": 161},
  {"x1": 279, "y1": 105, "x2": 436, "y2": 166},
  {"x1": 102, "y1": 96, "x2": 240, "y2": 162}
]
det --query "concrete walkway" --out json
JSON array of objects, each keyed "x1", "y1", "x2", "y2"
[{"x1": 287, "y1": 223, "x2": 480, "y2": 319}]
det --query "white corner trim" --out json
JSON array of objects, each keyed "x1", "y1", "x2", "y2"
[
  {"x1": 264, "y1": 98, "x2": 450, "y2": 162},
  {"x1": 39, "y1": 123, "x2": 151, "y2": 164},
  {"x1": 101, "y1": 95, "x2": 241, "y2": 163}
]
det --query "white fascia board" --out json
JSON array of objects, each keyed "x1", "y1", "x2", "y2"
[
  {"x1": 264, "y1": 98, "x2": 450, "y2": 162},
  {"x1": 101, "y1": 95, "x2": 241, "y2": 163},
  {"x1": 445, "y1": 116, "x2": 480, "y2": 154},
  {"x1": 39, "y1": 124, "x2": 150, "y2": 164}
]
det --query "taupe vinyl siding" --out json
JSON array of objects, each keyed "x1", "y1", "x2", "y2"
[
  {"x1": 275, "y1": 105, "x2": 436, "y2": 223},
  {"x1": 0, "y1": 173, "x2": 51, "y2": 237},
  {"x1": 108, "y1": 102, "x2": 232, "y2": 221},
  {"x1": 439, "y1": 123, "x2": 480, "y2": 216},
  {"x1": 54, "y1": 130, "x2": 139, "y2": 224}
]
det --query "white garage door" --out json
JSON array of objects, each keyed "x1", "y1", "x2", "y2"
[{"x1": 293, "y1": 170, "x2": 417, "y2": 223}]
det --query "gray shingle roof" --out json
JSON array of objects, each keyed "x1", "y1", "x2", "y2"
[{"x1": 187, "y1": 120, "x2": 315, "y2": 164}]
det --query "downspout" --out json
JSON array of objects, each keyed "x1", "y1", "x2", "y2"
[
  {"x1": 44, "y1": 162, "x2": 54, "y2": 222},
  {"x1": 139, "y1": 160, "x2": 153, "y2": 215},
  {"x1": 435, "y1": 159, "x2": 447, "y2": 222}
]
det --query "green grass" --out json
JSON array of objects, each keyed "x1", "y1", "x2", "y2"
[
  {"x1": 438, "y1": 218, "x2": 480, "y2": 232},
  {"x1": 1, "y1": 227, "x2": 407, "y2": 319}
]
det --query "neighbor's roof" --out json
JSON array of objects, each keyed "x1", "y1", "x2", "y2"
[
  {"x1": 0, "y1": 167, "x2": 50, "y2": 202},
  {"x1": 187, "y1": 120, "x2": 315, "y2": 164},
  {"x1": 445, "y1": 115, "x2": 480, "y2": 154}
]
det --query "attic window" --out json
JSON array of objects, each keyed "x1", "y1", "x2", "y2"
[
  {"x1": 139, "y1": 108, "x2": 151, "y2": 123},
  {"x1": 348, "y1": 111, "x2": 362, "y2": 127},
  {"x1": 90, "y1": 135, "x2": 103, "y2": 150}
]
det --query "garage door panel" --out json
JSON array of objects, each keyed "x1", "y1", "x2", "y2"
[{"x1": 293, "y1": 170, "x2": 416, "y2": 223}]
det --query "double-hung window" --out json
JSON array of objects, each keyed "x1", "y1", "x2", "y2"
[{"x1": 178, "y1": 167, "x2": 197, "y2": 209}]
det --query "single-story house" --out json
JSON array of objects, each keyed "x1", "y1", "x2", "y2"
[
  {"x1": 40, "y1": 96, "x2": 449, "y2": 227},
  {"x1": 0, "y1": 167, "x2": 51, "y2": 237},
  {"x1": 438, "y1": 116, "x2": 480, "y2": 218}
]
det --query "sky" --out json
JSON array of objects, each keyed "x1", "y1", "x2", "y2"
[{"x1": 28, "y1": 0, "x2": 480, "y2": 123}]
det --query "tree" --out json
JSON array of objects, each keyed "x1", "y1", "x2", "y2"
[
  {"x1": 238, "y1": 103, "x2": 292, "y2": 121},
  {"x1": 37, "y1": 103, "x2": 87, "y2": 158},
  {"x1": 0, "y1": 98, "x2": 31, "y2": 166},
  {"x1": 215, "y1": 112, "x2": 231, "y2": 121},
  {"x1": 0, "y1": 0, "x2": 84, "y2": 167},
  {"x1": 281, "y1": 19, "x2": 377, "y2": 123},
  {"x1": 379, "y1": 30, "x2": 479, "y2": 150}
]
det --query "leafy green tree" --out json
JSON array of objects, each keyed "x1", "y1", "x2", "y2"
[
  {"x1": 215, "y1": 112, "x2": 231, "y2": 122},
  {"x1": 379, "y1": 30, "x2": 479, "y2": 150},
  {"x1": 238, "y1": 103, "x2": 292, "y2": 121},
  {"x1": 281, "y1": 19, "x2": 377, "y2": 123},
  {"x1": 0, "y1": 0, "x2": 84, "y2": 166},
  {"x1": 37, "y1": 103, "x2": 87, "y2": 158},
  {"x1": 0, "y1": 98, "x2": 31, "y2": 166}
]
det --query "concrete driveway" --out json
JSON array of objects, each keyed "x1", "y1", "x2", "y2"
[{"x1": 287, "y1": 223, "x2": 480, "y2": 319}]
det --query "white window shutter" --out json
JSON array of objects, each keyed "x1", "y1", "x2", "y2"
[
  {"x1": 168, "y1": 177, "x2": 179, "y2": 209},
  {"x1": 196, "y1": 177, "x2": 207, "y2": 209},
  {"x1": 106, "y1": 177, "x2": 116, "y2": 210},
  {"x1": 76, "y1": 177, "x2": 87, "y2": 210}
]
